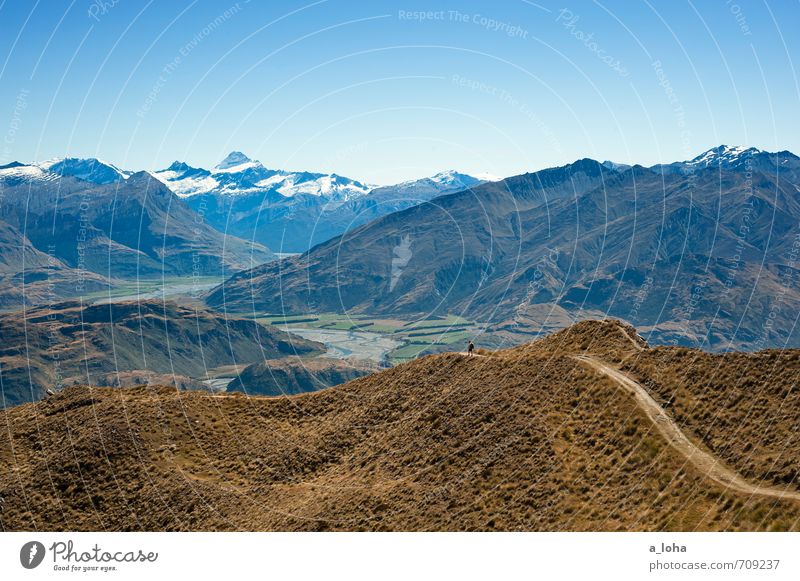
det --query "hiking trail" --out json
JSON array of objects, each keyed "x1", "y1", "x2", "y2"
[{"x1": 573, "y1": 355, "x2": 800, "y2": 502}]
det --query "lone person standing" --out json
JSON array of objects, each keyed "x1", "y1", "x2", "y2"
[{"x1": 467, "y1": 340, "x2": 475, "y2": 357}]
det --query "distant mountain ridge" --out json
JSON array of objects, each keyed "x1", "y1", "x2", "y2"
[
  {"x1": 596, "y1": 144, "x2": 799, "y2": 176},
  {"x1": 0, "y1": 157, "x2": 130, "y2": 185},
  {"x1": 0, "y1": 163, "x2": 274, "y2": 307},
  {"x1": 149, "y1": 152, "x2": 497, "y2": 252},
  {"x1": 207, "y1": 145, "x2": 800, "y2": 351},
  {"x1": 152, "y1": 151, "x2": 373, "y2": 202}
]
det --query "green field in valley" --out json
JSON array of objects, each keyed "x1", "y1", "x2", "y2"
[{"x1": 255, "y1": 312, "x2": 479, "y2": 365}]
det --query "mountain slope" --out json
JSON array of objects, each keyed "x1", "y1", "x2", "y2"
[
  {"x1": 0, "y1": 220, "x2": 111, "y2": 308},
  {"x1": 208, "y1": 147, "x2": 800, "y2": 350},
  {"x1": 0, "y1": 299, "x2": 323, "y2": 407},
  {"x1": 576, "y1": 354, "x2": 800, "y2": 500},
  {"x1": 0, "y1": 168, "x2": 273, "y2": 279},
  {"x1": 227, "y1": 357, "x2": 376, "y2": 396},
  {"x1": 1, "y1": 320, "x2": 798, "y2": 531},
  {"x1": 205, "y1": 158, "x2": 622, "y2": 314}
]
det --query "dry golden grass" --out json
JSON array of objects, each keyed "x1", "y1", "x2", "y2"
[{"x1": 1, "y1": 320, "x2": 798, "y2": 531}]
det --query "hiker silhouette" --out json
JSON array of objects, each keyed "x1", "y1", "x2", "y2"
[{"x1": 467, "y1": 341, "x2": 475, "y2": 356}]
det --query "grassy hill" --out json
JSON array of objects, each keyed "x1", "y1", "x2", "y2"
[{"x1": 1, "y1": 320, "x2": 798, "y2": 531}]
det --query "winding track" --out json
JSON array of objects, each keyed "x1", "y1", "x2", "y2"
[{"x1": 573, "y1": 355, "x2": 800, "y2": 502}]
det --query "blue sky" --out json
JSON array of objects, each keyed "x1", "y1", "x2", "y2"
[{"x1": 1, "y1": 0, "x2": 798, "y2": 184}]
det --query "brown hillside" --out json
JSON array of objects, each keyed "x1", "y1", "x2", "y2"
[
  {"x1": 1, "y1": 320, "x2": 799, "y2": 531},
  {"x1": 0, "y1": 300, "x2": 323, "y2": 407},
  {"x1": 227, "y1": 357, "x2": 377, "y2": 396}
]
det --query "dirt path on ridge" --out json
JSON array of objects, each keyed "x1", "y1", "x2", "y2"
[{"x1": 573, "y1": 355, "x2": 800, "y2": 502}]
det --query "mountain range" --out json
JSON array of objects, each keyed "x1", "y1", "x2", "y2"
[
  {"x1": 227, "y1": 356, "x2": 376, "y2": 396},
  {"x1": 0, "y1": 154, "x2": 495, "y2": 309},
  {"x1": 0, "y1": 160, "x2": 274, "y2": 307},
  {"x1": 207, "y1": 145, "x2": 800, "y2": 351},
  {"x1": 5, "y1": 145, "x2": 800, "y2": 351},
  {"x1": 152, "y1": 152, "x2": 494, "y2": 252}
]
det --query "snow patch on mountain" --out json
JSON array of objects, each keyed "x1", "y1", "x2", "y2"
[
  {"x1": 276, "y1": 173, "x2": 372, "y2": 200},
  {"x1": 0, "y1": 163, "x2": 57, "y2": 184},
  {"x1": 686, "y1": 145, "x2": 760, "y2": 168},
  {"x1": 153, "y1": 152, "x2": 371, "y2": 201},
  {"x1": 39, "y1": 157, "x2": 130, "y2": 184},
  {"x1": 154, "y1": 170, "x2": 219, "y2": 197},
  {"x1": 652, "y1": 145, "x2": 771, "y2": 174},
  {"x1": 213, "y1": 151, "x2": 261, "y2": 173},
  {"x1": 0, "y1": 157, "x2": 130, "y2": 185}
]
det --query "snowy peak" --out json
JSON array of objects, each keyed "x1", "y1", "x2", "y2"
[
  {"x1": 166, "y1": 161, "x2": 192, "y2": 172},
  {"x1": 650, "y1": 145, "x2": 784, "y2": 175},
  {"x1": 687, "y1": 145, "x2": 761, "y2": 169},
  {"x1": 0, "y1": 161, "x2": 26, "y2": 170},
  {"x1": 430, "y1": 170, "x2": 480, "y2": 187},
  {"x1": 601, "y1": 160, "x2": 632, "y2": 172},
  {"x1": 215, "y1": 151, "x2": 255, "y2": 171},
  {"x1": 152, "y1": 155, "x2": 370, "y2": 201},
  {"x1": 0, "y1": 157, "x2": 130, "y2": 185},
  {"x1": 395, "y1": 170, "x2": 497, "y2": 191},
  {"x1": 39, "y1": 157, "x2": 130, "y2": 184}
]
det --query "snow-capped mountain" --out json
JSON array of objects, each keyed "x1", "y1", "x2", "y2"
[
  {"x1": 686, "y1": 145, "x2": 760, "y2": 169},
  {"x1": 0, "y1": 157, "x2": 130, "y2": 186},
  {"x1": 285, "y1": 170, "x2": 500, "y2": 251},
  {"x1": 214, "y1": 150, "x2": 258, "y2": 172},
  {"x1": 41, "y1": 157, "x2": 130, "y2": 184},
  {"x1": 0, "y1": 162, "x2": 57, "y2": 185},
  {"x1": 651, "y1": 145, "x2": 800, "y2": 175},
  {"x1": 148, "y1": 156, "x2": 500, "y2": 252},
  {"x1": 601, "y1": 160, "x2": 631, "y2": 172},
  {"x1": 150, "y1": 161, "x2": 222, "y2": 197},
  {"x1": 151, "y1": 152, "x2": 372, "y2": 202},
  {"x1": 427, "y1": 169, "x2": 498, "y2": 189}
]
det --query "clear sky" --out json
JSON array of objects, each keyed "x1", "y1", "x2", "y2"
[{"x1": 1, "y1": 0, "x2": 798, "y2": 184}]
